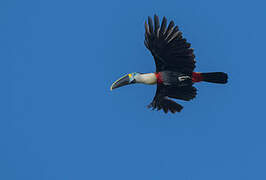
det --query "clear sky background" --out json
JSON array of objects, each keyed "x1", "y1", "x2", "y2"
[{"x1": 1, "y1": 0, "x2": 266, "y2": 179}]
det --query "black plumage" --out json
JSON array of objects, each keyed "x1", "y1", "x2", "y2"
[
  {"x1": 145, "y1": 15, "x2": 197, "y2": 113},
  {"x1": 111, "y1": 15, "x2": 228, "y2": 113},
  {"x1": 144, "y1": 15, "x2": 196, "y2": 73}
]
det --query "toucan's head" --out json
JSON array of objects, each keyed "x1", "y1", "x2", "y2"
[{"x1": 110, "y1": 72, "x2": 141, "y2": 91}]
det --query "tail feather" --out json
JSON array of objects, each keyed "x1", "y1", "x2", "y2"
[{"x1": 201, "y1": 72, "x2": 228, "y2": 84}]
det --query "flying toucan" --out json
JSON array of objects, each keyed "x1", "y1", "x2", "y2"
[{"x1": 110, "y1": 15, "x2": 228, "y2": 113}]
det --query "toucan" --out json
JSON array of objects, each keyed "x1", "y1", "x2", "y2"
[{"x1": 110, "y1": 15, "x2": 228, "y2": 113}]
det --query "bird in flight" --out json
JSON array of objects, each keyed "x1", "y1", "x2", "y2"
[{"x1": 110, "y1": 15, "x2": 228, "y2": 113}]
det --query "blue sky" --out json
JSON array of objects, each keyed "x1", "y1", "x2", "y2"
[{"x1": 1, "y1": 0, "x2": 266, "y2": 179}]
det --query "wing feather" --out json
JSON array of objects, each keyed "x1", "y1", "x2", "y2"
[
  {"x1": 148, "y1": 16, "x2": 154, "y2": 36},
  {"x1": 148, "y1": 96, "x2": 183, "y2": 113},
  {"x1": 154, "y1": 15, "x2": 160, "y2": 38},
  {"x1": 159, "y1": 17, "x2": 167, "y2": 36},
  {"x1": 144, "y1": 15, "x2": 196, "y2": 73},
  {"x1": 148, "y1": 84, "x2": 197, "y2": 113}
]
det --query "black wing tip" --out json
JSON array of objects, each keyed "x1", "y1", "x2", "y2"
[
  {"x1": 147, "y1": 100, "x2": 183, "y2": 114},
  {"x1": 148, "y1": 16, "x2": 153, "y2": 22},
  {"x1": 147, "y1": 106, "x2": 183, "y2": 114}
]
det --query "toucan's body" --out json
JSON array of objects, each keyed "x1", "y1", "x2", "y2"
[{"x1": 111, "y1": 15, "x2": 228, "y2": 113}]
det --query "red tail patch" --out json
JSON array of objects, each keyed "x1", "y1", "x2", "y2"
[{"x1": 192, "y1": 72, "x2": 203, "y2": 83}]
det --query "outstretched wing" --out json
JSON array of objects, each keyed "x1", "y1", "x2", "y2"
[
  {"x1": 144, "y1": 15, "x2": 196, "y2": 73},
  {"x1": 148, "y1": 84, "x2": 197, "y2": 113},
  {"x1": 163, "y1": 85, "x2": 197, "y2": 101}
]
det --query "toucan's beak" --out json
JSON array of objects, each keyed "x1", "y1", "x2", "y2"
[{"x1": 110, "y1": 74, "x2": 135, "y2": 91}]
